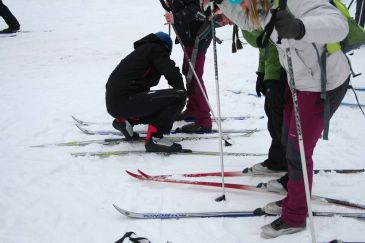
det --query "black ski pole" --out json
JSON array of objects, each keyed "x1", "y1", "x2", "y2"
[
  {"x1": 284, "y1": 40, "x2": 316, "y2": 243},
  {"x1": 348, "y1": 0, "x2": 355, "y2": 9}
]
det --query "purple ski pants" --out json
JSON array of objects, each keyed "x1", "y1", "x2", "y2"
[
  {"x1": 182, "y1": 47, "x2": 212, "y2": 128},
  {"x1": 281, "y1": 78, "x2": 349, "y2": 226}
]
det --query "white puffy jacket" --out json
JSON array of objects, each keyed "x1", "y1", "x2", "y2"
[{"x1": 219, "y1": 0, "x2": 351, "y2": 92}]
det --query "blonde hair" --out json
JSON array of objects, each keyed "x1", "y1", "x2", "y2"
[{"x1": 245, "y1": 0, "x2": 270, "y2": 27}]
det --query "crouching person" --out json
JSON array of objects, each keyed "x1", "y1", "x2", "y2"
[{"x1": 105, "y1": 32, "x2": 186, "y2": 153}]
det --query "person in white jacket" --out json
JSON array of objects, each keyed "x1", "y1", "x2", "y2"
[{"x1": 214, "y1": 0, "x2": 351, "y2": 238}]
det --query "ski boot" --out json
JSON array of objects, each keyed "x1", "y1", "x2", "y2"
[
  {"x1": 112, "y1": 118, "x2": 140, "y2": 140},
  {"x1": 251, "y1": 161, "x2": 287, "y2": 175},
  {"x1": 262, "y1": 200, "x2": 282, "y2": 215},
  {"x1": 145, "y1": 125, "x2": 182, "y2": 153},
  {"x1": 266, "y1": 174, "x2": 288, "y2": 194},
  {"x1": 178, "y1": 122, "x2": 211, "y2": 134},
  {"x1": 261, "y1": 217, "x2": 306, "y2": 239},
  {"x1": 0, "y1": 26, "x2": 19, "y2": 34}
]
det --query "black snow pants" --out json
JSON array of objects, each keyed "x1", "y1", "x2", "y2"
[
  {"x1": 106, "y1": 88, "x2": 186, "y2": 133},
  {"x1": 0, "y1": 1, "x2": 20, "y2": 29},
  {"x1": 262, "y1": 70, "x2": 287, "y2": 171}
]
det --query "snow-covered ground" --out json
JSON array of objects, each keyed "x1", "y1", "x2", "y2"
[{"x1": 0, "y1": 0, "x2": 364, "y2": 242}]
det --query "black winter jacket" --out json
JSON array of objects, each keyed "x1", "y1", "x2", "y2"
[
  {"x1": 170, "y1": 0, "x2": 212, "y2": 52},
  {"x1": 106, "y1": 34, "x2": 184, "y2": 99}
]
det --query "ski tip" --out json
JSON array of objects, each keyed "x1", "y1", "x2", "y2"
[
  {"x1": 126, "y1": 170, "x2": 145, "y2": 179},
  {"x1": 242, "y1": 168, "x2": 250, "y2": 174},
  {"x1": 71, "y1": 115, "x2": 85, "y2": 125},
  {"x1": 137, "y1": 169, "x2": 150, "y2": 178},
  {"x1": 112, "y1": 203, "x2": 120, "y2": 211},
  {"x1": 112, "y1": 204, "x2": 132, "y2": 217}
]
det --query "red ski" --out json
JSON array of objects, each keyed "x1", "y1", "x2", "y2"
[
  {"x1": 135, "y1": 168, "x2": 365, "y2": 179},
  {"x1": 126, "y1": 170, "x2": 365, "y2": 210}
]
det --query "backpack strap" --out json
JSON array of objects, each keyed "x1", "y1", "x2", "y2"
[
  {"x1": 256, "y1": 0, "x2": 287, "y2": 47},
  {"x1": 312, "y1": 43, "x2": 331, "y2": 140}
]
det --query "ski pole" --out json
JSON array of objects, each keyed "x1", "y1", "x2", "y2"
[
  {"x1": 284, "y1": 40, "x2": 317, "y2": 243},
  {"x1": 159, "y1": 0, "x2": 227, "y2": 200},
  {"x1": 348, "y1": 0, "x2": 355, "y2": 9},
  {"x1": 360, "y1": 0, "x2": 365, "y2": 26},
  {"x1": 209, "y1": 0, "x2": 226, "y2": 202}
]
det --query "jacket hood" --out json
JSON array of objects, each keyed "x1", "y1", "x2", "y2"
[{"x1": 134, "y1": 33, "x2": 172, "y2": 53}]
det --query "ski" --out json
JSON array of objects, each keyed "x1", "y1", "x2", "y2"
[
  {"x1": 75, "y1": 123, "x2": 259, "y2": 136},
  {"x1": 113, "y1": 204, "x2": 256, "y2": 219},
  {"x1": 31, "y1": 132, "x2": 245, "y2": 147},
  {"x1": 127, "y1": 170, "x2": 365, "y2": 210},
  {"x1": 134, "y1": 168, "x2": 365, "y2": 179},
  {"x1": 354, "y1": 87, "x2": 365, "y2": 92},
  {"x1": 112, "y1": 204, "x2": 365, "y2": 220},
  {"x1": 71, "y1": 150, "x2": 267, "y2": 158},
  {"x1": 75, "y1": 124, "x2": 259, "y2": 136},
  {"x1": 341, "y1": 102, "x2": 365, "y2": 108},
  {"x1": 72, "y1": 115, "x2": 263, "y2": 126},
  {"x1": 31, "y1": 137, "x2": 147, "y2": 147},
  {"x1": 75, "y1": 123, "x2": 257, "y2": 142},
  {"x1": 18, "y1": 30, "x2": 53, "y2": 33},
  {"x1": 0, "y1": 34, "x2": 16, "y2": 38}
]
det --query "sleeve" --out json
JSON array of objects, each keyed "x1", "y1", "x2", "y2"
[
  {"x1": 150, "y1": 46, "x2": 185, "y2": 90},
  {"x1": 258, "y1": 48, "x2": 265, "y2": 74},
  {"x1": 263, "y1": 44, "x2": 282, "y2": 81}
]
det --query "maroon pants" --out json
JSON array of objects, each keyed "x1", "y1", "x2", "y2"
[
  {"x1": 281, "y1": 78, "x2": 349, "y2": 226},
  {"x1": 182, "y1": 47, "x2": 212, "y2": 128}
]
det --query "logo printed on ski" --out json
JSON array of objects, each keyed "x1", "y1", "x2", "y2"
[
  {"x1": 71, "y1": 150, "x2": 267, "y2": 158},
  {"x1": 112, "y1": 204, "x2": 365, "y2": 220}
]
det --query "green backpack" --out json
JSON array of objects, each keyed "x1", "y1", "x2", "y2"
[
  {"x1": 326, "y1": 0, "x2": 365, "y2": 54},
  {"x1": 274, "y1": 0, "x2": 365, "y2": 54}
]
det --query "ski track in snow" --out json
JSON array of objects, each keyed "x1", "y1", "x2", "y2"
[{"x1": 0, "y1": 0, "x2": 364, "y2": 242}]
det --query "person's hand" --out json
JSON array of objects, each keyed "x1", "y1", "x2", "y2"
[
  {"x1": 164, "y1": 12, "x2": 174, "y2": 25},
  {"x1": 275, "y1": 10, "x2": 305, "y2": 40},
  {"x1": 255, "y1": 72, "x2": 266, "y2": 97}
]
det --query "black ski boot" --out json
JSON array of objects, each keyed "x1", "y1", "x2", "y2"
[
  {"x1": 144, "y1": 125, "x2": 182, "y2": 153},
  {"x1": 179, "y1": 122, "x2": 212, "y2": 134},
  {"x1": 112, "y1": 118, "x2": 139, "y2": 140},
  {"x1": 0, "y1": 26, "x2": 19, "y2": 34}
]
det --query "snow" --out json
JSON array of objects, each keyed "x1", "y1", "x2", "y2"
[{"x1": 0, "y1": 0, "x2": 364, "y2": 242}]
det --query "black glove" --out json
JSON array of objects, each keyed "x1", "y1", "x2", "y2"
[
  {"x1": 275, "y1": 10, "x2": 305, "y2": 40},
  {"x1": 255, "y1": 72, "x2": 266, "y2": 97}
]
